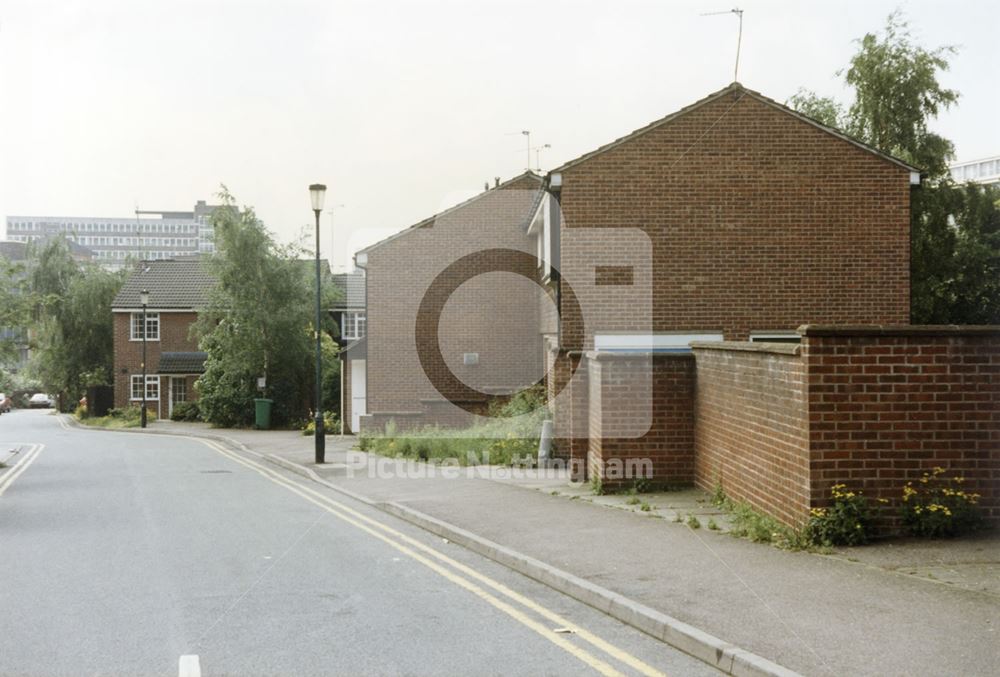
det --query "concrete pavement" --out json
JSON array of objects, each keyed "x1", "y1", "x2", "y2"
[{"x1": 130, "y1": 418, "x2": 1000, "y2": 677}]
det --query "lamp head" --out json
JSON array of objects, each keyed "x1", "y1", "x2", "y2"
[{"x1": 309, "y1": 184, "x2": 327, "y2": 212}]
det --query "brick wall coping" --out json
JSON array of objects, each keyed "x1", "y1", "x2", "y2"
[
  {"x1": 368, "y1": 411, "x2": 424, "y2": 417},
  {"x1": 689, "y1": 341, "x2": 801, "y2": 356},
  {"x1": 583, "y1": 350, "x2": 695, "y2": 361},
  {"x1": 798, "y1": 324, "x2": 1000, "y2": 337}
]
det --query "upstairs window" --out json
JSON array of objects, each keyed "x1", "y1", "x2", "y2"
[
  {"x1": 130, "y1": 312, "x2": 160, "y2": 341},
  {"x1": 342, "y1": 311, "x2": 366, "y2": 340}
]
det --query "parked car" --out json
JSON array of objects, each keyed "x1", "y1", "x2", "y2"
[
  {"x1": 0, "y1": 393, "x2": 11, "y2": 414},
  {"x1": 28, "y1": 393, "x2": 54, "y2": 409}
]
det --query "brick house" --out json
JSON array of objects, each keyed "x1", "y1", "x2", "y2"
[
  {"x1": 527, "y1": 82, "x2": 917, "y2": 476},
  {"x1": 111, "y1": 260, "x2": 214, "y2": 419},
  {"x1": 348, "y1": 172, "x2": 544, "y2": 432},
  {"x1": 527, "y1": 83, "x2": 997, "y2": 528},
  {"x1": 339, "y1": 83, "x2": 997, "y2": 530}
]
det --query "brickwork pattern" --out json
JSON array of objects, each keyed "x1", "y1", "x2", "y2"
[
  {"x1": 803, "y1": 328, "x2": 1000, "y2": 525},
  {"x1": 362, "y1": 174, "x2": 544, "y2": 430},
  {"x1": 556, "y1": 90, "x2": 911, "y2": 347},
  {"x1": 587, "y1": 353, "x2": 695, "y2": 490},
  {"x1": 692, "y1": 344, "x2": 810, "y2": 526},
  {"x1": 113, "y1": 311, "x2": 200, "y2": 419}
]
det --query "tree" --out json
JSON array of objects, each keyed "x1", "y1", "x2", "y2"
[
  {"x1": 786, "y1": 89, "x2": 844, "y2": 129},
  {"x1": 789, "y1": 12, "x2": 998, "y2": 324},
  {"x1": 26, "y1": 238, "x2": 124, "y2": 408},
  {"x1": 0, "y1": 257, "x2": 33, "y2": 364},
  {"x1": 843, "y1": 11, "x2": 958, "y2": 180},
  {"x1": 194, "y1": 189, "x2": 341, "y2": 427}
]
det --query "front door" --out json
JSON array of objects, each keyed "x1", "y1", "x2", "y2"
[{"x1": 169, "y1": 376, "x2": 188, "y2": 418}]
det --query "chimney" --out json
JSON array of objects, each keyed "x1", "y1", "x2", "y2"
[
  {"x1": 484, "y1": 181, "x2": 490, "y2": 191},
  {"x1": 494, "y1": 177, "x2": 500, "y2": 188}
]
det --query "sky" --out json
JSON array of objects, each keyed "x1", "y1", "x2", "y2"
[{"x1": 1, "y1": 0, "x2": 997, "y2": 272}]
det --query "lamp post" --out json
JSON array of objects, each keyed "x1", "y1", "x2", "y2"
[
  {"x1": 310, "y1": 184, "x2": 327, "y2": 463},
  {"x1": 140, "y1": 288, "x2": 149, "y2": 428}
]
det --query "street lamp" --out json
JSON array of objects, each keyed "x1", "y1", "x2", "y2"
[
  {"x1": 139, "y1": 288, "x2": 149, "y2": 428},
  {"x1": 310, "y1": 183, "x2": 327, "y2": 463}
]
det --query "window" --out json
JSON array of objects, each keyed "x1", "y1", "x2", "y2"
[
  {"x1": 171, "y1": 378, "x2": 187, "y2": 403},
  {"x1": 342, "y1": 311, "x2": 366, "y2": 340},
  {"x1": 130, "y1": 375, "x2": 159, "y2": 401},
  {"x1": 130, "y1": 312, "x2": 160, "y2": 341}
]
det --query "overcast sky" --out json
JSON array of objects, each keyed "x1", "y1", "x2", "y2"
[{"x1": 1, "y1": 0, "x2": 997, "y2": 271}]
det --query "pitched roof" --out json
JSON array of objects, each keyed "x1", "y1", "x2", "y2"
[
  {"x1": 551, "y1": 82, "x2": 920, "y2": 175},
  {"x1": 112, "y1": 259, "x2": 215, "y2": 309},
  {"x1": 331, "y1": 271, "x2": 365, "y2": 309},
  {"x1": 158, "y1": 351, "x2": 207, "y2": 374},
  {"x1": 356, "y1": 171, "x2": 544, "y2": 256}
]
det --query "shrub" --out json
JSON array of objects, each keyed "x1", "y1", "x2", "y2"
[
  {"x1": 170, "y1": 401, "x2": 201, "y2": 422},
  {"x1": 301, "y1": 411, "x2": 341, "y2": 436},
  {"x1": 80, "y1": 404, "x2": 155, "y2": 429},
  {"x1": 901, "y1": 468, "x2": 983, "y2": 537},
  {"x1": 804, "y1": 483, "x2": 881, "y2": 547}
]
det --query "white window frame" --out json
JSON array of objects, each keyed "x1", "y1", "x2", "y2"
[
  {"x1": 594, "y1": 332, "x2": 724, "y2": 353},
  {"x1": 342, "y1": 311, "x2": 366, "y2": 340},
  {"x1": 130, "y1": 312, "x2": 160, "y2": 341},
  {"x1": 130, "y1": 375, "x2": 160, "y2": 401}
]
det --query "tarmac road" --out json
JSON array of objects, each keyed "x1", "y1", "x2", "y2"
[{"x1": 0, "y1": 409, "x2": 719, "y2": 677}]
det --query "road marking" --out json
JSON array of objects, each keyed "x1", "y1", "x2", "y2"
[
  {"x1": 200, "y1": 439, "x2": 667, "y2": 677},
  {"x1": 0, "y1": 444, "x2": 43, "y2": 498},
  {"x1": 178, "y1": 654, "x2": 201, "y2": 677},
  {"x1": 55, "y1": 418, "x2": 669, "y2": 677}
]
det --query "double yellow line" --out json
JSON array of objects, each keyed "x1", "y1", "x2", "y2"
[
  {"x1": 0, "y1": 444, "x2": 43, "y2": 498},
  {"x1": 199, "y1": 439, "x2": 668, "y2": 677}
]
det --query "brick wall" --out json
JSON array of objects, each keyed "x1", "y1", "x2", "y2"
[
  {"x1": 803, "y1": 326, "x2": 1000, "y2": 526},
  {"x1": 688, "y1": 327, "x2": 1000, "y2": 530},
  {"x1": 113, "y1": 310, "x2": 200, "y2": 419},
  {"x1": 555, "y1": 87, "x2": 911, "y2": 348},
  {"x1": 362, "y1": 174, "x2": 544, "y2": 429},
  {"x1": 692, "y1": 342, "x2": 810, "y2": 527},
  {"x1": 586, "y1": 352, "x2": 695, "y2": 490}
]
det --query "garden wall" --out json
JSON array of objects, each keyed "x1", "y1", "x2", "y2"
[
  {"x1": 586, "y1": 352, "x2": 695, "y2": 490},
  {"x1": 690, "y1": 326, "x2": 1000, "y2": 530},
  {"x1": 802, "y1": 326, "x2": 1000, "y2": 525},
  {"x1": 691, "y1": 342, "x2": 810, "y2": 527}
]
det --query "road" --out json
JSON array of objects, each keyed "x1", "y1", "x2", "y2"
[{"x1": 0, "y1": 409, "x2": 719, "y2": 677}]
